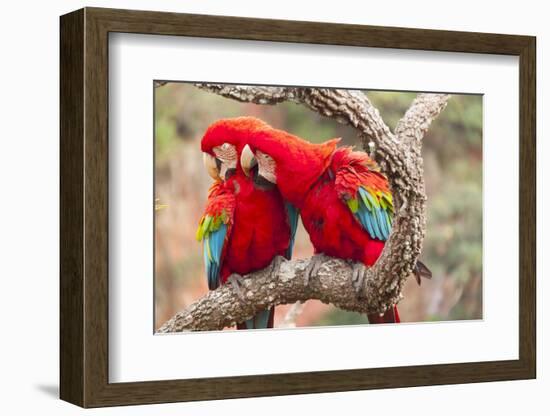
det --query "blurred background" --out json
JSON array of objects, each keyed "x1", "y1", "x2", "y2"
[{"x1": 154, "y1": 83, "x2": 482, "y2": 331}]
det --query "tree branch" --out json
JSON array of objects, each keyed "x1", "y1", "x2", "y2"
[
  {"x1": 394, "y1": 93, "x2": 451, "y2": 145},
  {"x1": 158, "y1": 257, "x2": 380, "y2": 332},
  {"x1": 158, "y1": 86, "x2": 450, "y2": 332}
]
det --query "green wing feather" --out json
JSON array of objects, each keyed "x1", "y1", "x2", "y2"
[{"x1": 196, "y1": 211, "x2": 230, "y2": 290}]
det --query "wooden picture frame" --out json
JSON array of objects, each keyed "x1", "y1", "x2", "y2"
[{"x1": 60, "y1": 7, "x2": 536, "y2": 408}]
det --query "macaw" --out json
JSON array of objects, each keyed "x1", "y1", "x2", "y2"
[
  {"x1": 196, "y1": 118, "x2": 299, "y2": 329},
  {"x1": 232, "y1": 116, "x2": 430, "y2": 324}
]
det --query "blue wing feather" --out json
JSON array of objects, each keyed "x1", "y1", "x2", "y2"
[
  {"x1": 355, "y1": 187, "x2": 393, "y2": 242},
  {"x1": 377, "y1": 208, "x2": 388, "y2": 238},
  {"x1": 380, "y1": 209, "x2": 391, "y2": 238},
  {"x1": 285, "y1": 202, "x2": 299, "y2": 260},
  {"x1": 360, "y1": 209, "x2": 375, "y2": 238},
  {"x1": 204, "y1": 223, "x2": 227, "y2": 290},
  {"x1": 371, "y1": 208, "x2": 384, "y2": 240}
]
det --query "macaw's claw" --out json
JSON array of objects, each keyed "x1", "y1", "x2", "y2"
[
  {"x1": 303, "y1": 253, "x2": 327, "y2": 286},
  {"x1": 227, "y1": 273, "x2": 246, "y2": 302},
  {"x1": 351, "y1": 262, "x2": 368, "y2": 299},
  {"x1": 269, "y1": 255, "x2": 287, "y2": 278}
]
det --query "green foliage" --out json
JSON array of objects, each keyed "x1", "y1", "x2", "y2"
[
  {"x1": 366, "y1": 91, "x2": 483, "y2": 320},
  {"x1": 280, "y1": 102, "x2": 339, "y2": 143},
  {"x1": 366, "y1": 90, "x2": 416, "y2": 130},
  {"x1": 315, "y1": 308, "x2": 371, "y2": 326},
  {"x1": 427, "y1": 177, "x2": 482, "y2": 284}
]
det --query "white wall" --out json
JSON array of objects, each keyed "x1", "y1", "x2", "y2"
[{"x1": 0, "y1": 1, "x2": 546, "y2": 415}]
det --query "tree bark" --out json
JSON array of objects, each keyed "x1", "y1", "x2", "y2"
[{"x1": 158, "y1": 85, "x2": 449, "y2": 332}]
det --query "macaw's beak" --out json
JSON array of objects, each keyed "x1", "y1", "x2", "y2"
[
  {"x1": 202, "y1": 152, "x2": 220, "y2": 180},
  {"x1": 240, "y1": 144, "x2": 257, "y2": 178}
]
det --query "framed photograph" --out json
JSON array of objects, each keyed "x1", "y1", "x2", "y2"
[{"x1": 60, "y1": 7, "x2": 536, "y2": 408}]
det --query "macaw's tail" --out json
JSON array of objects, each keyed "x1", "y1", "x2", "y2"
[
  {"x1": 236, "y1": 307, "x2": 275, "y2": 330},
  {"x1": 367, "y1": 305, "x2": 400, "y2": 324}
]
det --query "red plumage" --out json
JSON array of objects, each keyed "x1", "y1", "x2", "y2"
[
  {"x1": 301, "y1": 149, "x2": 387, "y2": 266},
  {"x1": 301, "y1": 147, "x2": 400, "y2": 323},
  {"x1": 230, "y1": 117, "x2": 400, "y2": 324},
  {"x1": 210, "y1": 174, "x2": 291, "y2": 284},
  {"x1": 199, "y1": 119, "x2": 294, "y2": 329}
]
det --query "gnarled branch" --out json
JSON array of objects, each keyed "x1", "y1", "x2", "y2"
[
  {"x1": 160, "y1": 257, "x2": 374, "y2": 332},
  {"x1": 159, "y1": 86, "x2": 449, "y2": 332}
]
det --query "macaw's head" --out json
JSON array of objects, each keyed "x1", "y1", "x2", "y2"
[
  {"x1": 200, "y1": 118, "x2": 256, "y2": 181},
  {"x1": 201, "y1": 117, "x2": 284, "y2": 180},
  {"x1": 234, "y1": 117, "x2": 340, "y2": 207}
]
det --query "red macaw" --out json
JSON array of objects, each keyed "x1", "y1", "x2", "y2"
[
  {"x1": 233, "y1": 116, "x2": 430, "y2": 324},
  {"x1": 196, "y1": 119, "x2": 299, "y2": 329}
]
